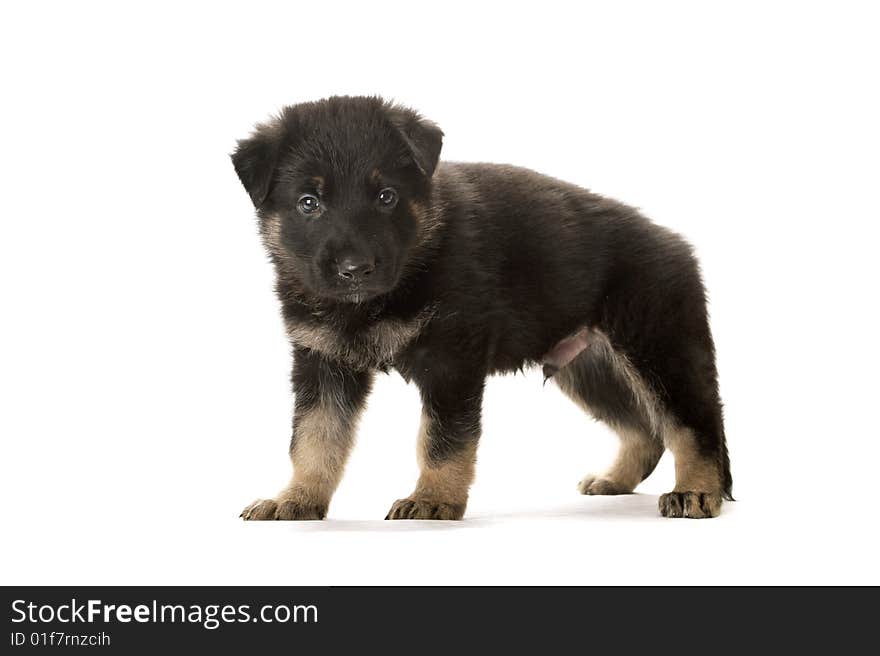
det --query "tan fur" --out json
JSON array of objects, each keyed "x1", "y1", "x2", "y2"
[
  {"x1": 577, "y1": 424, "x2": 664, "y2": 494},
  {"x1": 385, "y1": 411, "x2": 477, "y2": 520},
  {"x1": 285, "y1": 401, "x2": 357, "y2": 504},
  {"x1": 606, "y1": 425, "x2": 663, "y2": 488},
  {"x1": 241, "y1": 395, "x2": 366, "y2": 521},
  {"x1": 412, "y1": 412, "x2": 476, "y2": 505},
  {"x1": 663, "y1": 425, "x2": 721, "y2": 493},
  {"x1": 285, "y1": 306, "x2": 435, "y2": 370},
  {"x1": 260, "y1": 213, "x2": 286, "y2": 261}
]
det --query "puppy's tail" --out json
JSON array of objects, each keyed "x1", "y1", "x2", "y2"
[{"x1": 720, "y1": 431, "x2": 734, "y2": 501}]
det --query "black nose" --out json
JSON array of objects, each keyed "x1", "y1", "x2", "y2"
[{"x1": 336, "y1": 256, "x2": 376, "y2": 282}]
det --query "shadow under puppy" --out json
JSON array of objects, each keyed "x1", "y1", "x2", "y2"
[{"x1": 233, "y1": 96, "x2": 732, "y2": 520}]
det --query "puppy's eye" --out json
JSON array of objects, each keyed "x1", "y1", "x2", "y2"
[
  {"x1": 297, "y1": 194, "x2": 321, "y2": 215},
  {"x1": 378, "y1": 187, "x2": 398, "y2": 208}
]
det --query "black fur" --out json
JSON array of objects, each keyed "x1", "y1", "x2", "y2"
[{"x1": 232, "y1": 96, "x2": 732, "y2": 518}]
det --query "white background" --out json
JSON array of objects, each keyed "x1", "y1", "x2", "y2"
[{"x1": 2, "y1": 1, "x2": 878, "y2": 585}]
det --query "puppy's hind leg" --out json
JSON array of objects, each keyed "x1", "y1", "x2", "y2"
[
  {"x1": 553, "y1": 335, "x2": 664, "y2": 495},
  {"x1": 577, "y1": 424, "x2": 664, "y2": 495},
  {"x1": 654, "y1": 344, "x2": 731, "y2": 518}
]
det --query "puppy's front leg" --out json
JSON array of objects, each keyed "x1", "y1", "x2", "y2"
[
  {"x1": 386, "y1": 369, "x2": 484, "y2": 520},
  {"x1": 242, "y1": 348, "x2": 373, "y2": 520}
]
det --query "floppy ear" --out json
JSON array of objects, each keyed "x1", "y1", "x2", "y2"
[
  {"x1": 230, "y1": 119, "x2": 286, "y2": 208},
  {"x1": 387, "y1": 104, "x2": 444, "y2": 178}
]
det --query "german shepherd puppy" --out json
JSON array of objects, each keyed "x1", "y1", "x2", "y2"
[{"x1": 233, "y1": 96, "x2": 732, "y2": 521}]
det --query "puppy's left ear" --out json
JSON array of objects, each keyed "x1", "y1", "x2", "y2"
[
  {"x1": 387, "y1": 104, "x2": 444, "y2": 178},
  {"x1": 231, "y1": 118, "x2": 286, "y2": 208}
]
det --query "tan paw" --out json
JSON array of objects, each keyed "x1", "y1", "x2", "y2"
[
  {"x1": 577, "y1": 475, "x2": 633, "y2": 495},
  {"x1": 240, "y1": 499, "x2": 278, "y2": 520},
  {"x1": 658, "y1": 491, "x2": 722, "y2": 518},
  {"x1": 385, "y1": 498, "x2": 465, "y2": 520},
  {"x1": 240, "y1": 495, "x2": 326, "y2": 521}
]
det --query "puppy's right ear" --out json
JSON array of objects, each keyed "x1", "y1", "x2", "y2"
[{"x1": 231, "y1": 119, "x2": 286, "y2": 208}]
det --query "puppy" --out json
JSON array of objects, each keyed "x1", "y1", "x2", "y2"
[{"x1": 233, "y1": 96, "x2": 731, "y2": 520}]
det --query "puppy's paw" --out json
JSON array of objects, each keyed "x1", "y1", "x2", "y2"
[
  {"x1": 577, "y1": 475, "x2": 632, "y2": 495},
  {"x1": 658, "y1": 491, "x2": 722, "y2": 518},
  {"x1": 275, "y1": 498, "x2": 326, "y2": 520},
  {"x1": 240, "y1": 494, "x2": 326, "y2": 521},
  {"x1": 385, "y1": 498, "x2": 465, "y2": 520},
  {"x1": 240, "y1": 499, "x2": 278, "y2": 520}
]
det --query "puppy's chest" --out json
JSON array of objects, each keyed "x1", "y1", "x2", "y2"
[{"x1": 285, "y1": 306, "x2": 435, "y2": 370}]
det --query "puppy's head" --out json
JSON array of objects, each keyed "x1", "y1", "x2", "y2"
[{"x1": 232, "y1": 96, "x2": 443, "y2": 303}]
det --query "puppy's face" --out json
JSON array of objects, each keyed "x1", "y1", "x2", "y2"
[{"x1": 232, "y1": 97, "x2": 443, "y2": 303}]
